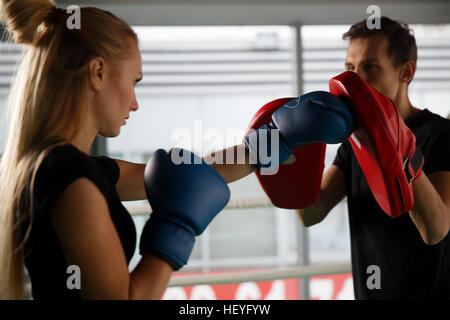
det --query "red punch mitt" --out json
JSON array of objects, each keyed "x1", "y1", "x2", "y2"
[
  {"x1": 329, "y1": 71, "x2": 424, "y2": 217},
  {"x1": 244, "y1": 98, "x2": 326, "y2": 209}
]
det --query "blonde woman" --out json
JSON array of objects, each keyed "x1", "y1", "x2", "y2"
[
  {"x1": 0, "y1": 0, "x2": 356, "y2": 300},
  {"x1": 0, "y1": 0, "x2": 237, "y2": 300}
]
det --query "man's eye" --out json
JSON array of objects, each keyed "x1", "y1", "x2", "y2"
[
  {"x1": 365, "y1": 64, "x2": 376, "y2": 71},
  {"x1": 346, "y1": 65, "x2": 354, "y2": 71}
]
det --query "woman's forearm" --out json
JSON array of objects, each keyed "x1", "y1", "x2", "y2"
[
  {"x1": 128, "y1": 253, "x2": 173, "y2": 300},
  {"x1": 204, "y1": 144, "x2": 257, "y2": 184}
]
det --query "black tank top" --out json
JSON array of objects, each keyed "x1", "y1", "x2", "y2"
[{"x1": 20, "y1": 144, "x2": 136, "y2": 300}]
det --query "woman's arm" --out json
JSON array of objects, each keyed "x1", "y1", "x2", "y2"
[
  {"x1": 204, "y1": 144, "x2": 257, "y2": 183},
  {"x1": 114, "y1": 159, "x2": 146, "y2": 201},
  {"x1": 129, "y1": 253, "x2": 173, "y2": 299},
  {"x1": 114, "y1": 144, "x2": 257, "y2": 202},
  {"x1": 50, "y1": 177, "x2": 172, "y2": 299}
]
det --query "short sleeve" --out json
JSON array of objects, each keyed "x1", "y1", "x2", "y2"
[
  {"x1": 424, "y1": 127, "x2": 450, "y2": 175},
  {"x1": 90, "y1": 156, "x2": 120, "y2": 185},
  {"x1": 33, "y1": 146, "x2": 107, "y2": 218},
  {"x1": 332, "y1": 140, "x2": 351, "y2": 174}
]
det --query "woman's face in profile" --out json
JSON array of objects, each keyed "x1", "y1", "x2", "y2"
[{"x1": 94, "y1": 39, "x2": 143, "y2": 137}]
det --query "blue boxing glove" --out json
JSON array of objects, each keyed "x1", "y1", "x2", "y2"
[
  {"x1": 139, "y1": 148, "x2": 230, "y2": 270},
  {"x1": 245, "y1": 91, "x2": 354, "y2": 170}
]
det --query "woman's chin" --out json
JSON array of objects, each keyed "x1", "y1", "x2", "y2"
[{"x1": 98, "y1": 128, "x2": 121, "y2": 138}]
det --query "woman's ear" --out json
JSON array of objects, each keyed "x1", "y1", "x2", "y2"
[
  {"x1": 88, "y1": 57, "x2": 105, "y2": 91},
  {"x1": 399, "y1": 60, "x2": 416, "y2": 85}
]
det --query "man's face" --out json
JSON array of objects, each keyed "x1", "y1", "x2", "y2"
[{"x1": 345, "y1": 33, "x2": 401, "y2": 101}]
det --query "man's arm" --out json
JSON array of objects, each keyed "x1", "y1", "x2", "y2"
[
  {"x1": 296, "y1": 164, "x2": 346, "y2": 227},
  {"x1": 409, "y1": 171, "x2": 450, "y2": 245}
]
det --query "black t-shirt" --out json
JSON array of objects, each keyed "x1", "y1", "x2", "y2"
[
  {"x1": 333, "y1": 109, "x2": 450, "y2": 300},
  {"x1": 20, "y1": 144, "x2": 137, "y2": 300}
]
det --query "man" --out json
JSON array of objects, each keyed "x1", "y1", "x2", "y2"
[{"x1": 296, "y1": 17, "x2": 450, "y2": 299}]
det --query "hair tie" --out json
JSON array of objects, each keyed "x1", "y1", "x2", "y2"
[{"x1": 44, "y1": 7, "x2": 66, "y2": 25}]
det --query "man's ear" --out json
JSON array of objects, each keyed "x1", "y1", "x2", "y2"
[
  {"x1": 88, "y1": 57, "x2": 105, "y2": 91},
  {"x1": 399, "y1": 60, "x2": 416, "y2": 85}
]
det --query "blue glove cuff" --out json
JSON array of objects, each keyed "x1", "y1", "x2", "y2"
[
  {"x1": 244, "y1": 123, "x2": 293, "y2": 171},
  {"x1": 139, "y1": 215, "x2": 195, "y2": 270}
]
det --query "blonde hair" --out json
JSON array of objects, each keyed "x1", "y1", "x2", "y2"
[{"x1": 0, "y1": 0, "x2": 137, "y2": 299}]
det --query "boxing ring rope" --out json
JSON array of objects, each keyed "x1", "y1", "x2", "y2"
[
  {"x1": 167, "y1": 263, "x2": 351, "y2": 287},
  {"x1": 125, "y1": 200, "x2": 352, "y2": 290},
  {"x1": 126, "y1": 197, "x2": 273, "y2": 216}
]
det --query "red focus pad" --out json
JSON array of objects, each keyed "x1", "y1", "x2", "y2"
[
  {"x1": 244, "y1": 98, "x2": 326, "y2": 209},
  {"x1": 329, "y1": 71, "x2": 423, "y2": 217}
]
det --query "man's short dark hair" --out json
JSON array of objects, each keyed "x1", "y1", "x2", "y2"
[{"x1": 343, "y1": 16, "x2": 417, "y2": 68}]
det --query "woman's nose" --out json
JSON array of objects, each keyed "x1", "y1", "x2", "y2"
[{"x1": 130, "y1": 94, "x2": 139, "y2": 112}]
